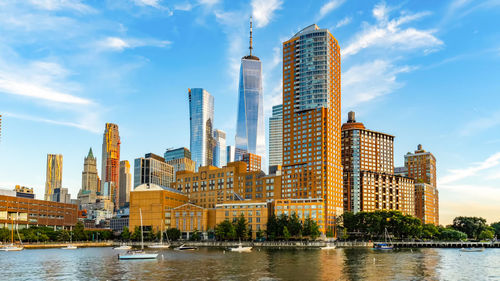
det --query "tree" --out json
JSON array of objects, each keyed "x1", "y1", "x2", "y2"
[
  {"x1": 287, "y1": 213, "x2": 302, "y2": 238},
  {"x1": 58, "y1": 230, "x2": 70, "y2": 242},
  {"x1": 452, "y1": 216, "x2": 487, "y2": 240},
  {"x1": 479, "y1": 229, "x2": 494, "y2": 240},
  {"x1": 190, "y1": 229, "x2": 201, "y2": 241},
  {"x1": 325, "y1": 228, "x2": 334, "y2": 238},
  {"x1": 215, "y1": 220, "x2": 235, "y2": 241},
  {"x1": 166, "y1": 228, "x2": 181, "y2": 241},
  {"x1": 490, "y1": 222, "x2": 500, "y2": 238},
  {"x1": 439, "y1": 228, "x2": 467, "y2": 241},
  {"x1": 283, "y1": 226, "x2": 291, "y2": 241},
  {"x1": 266, "y1": 214, "x2": 279, "y2": 240},
  {"x1": 131, "y1": 226, "x2": 141, "y2": 242},
  {"x1": 234, "y1": 214, "x2": 249, "y2": 241},
  {"x1": 256, "y1": 229, "x2": 264, "y2": 240},
  {"x1": 0, "y1": 228, "x2": 10, "y2": 242},
  {"x1": 121, "y1": 226, "x2": 131, "y2": 241},
  {"x1": 73, "y1": 221, "x2": 85, "y2": 241}
]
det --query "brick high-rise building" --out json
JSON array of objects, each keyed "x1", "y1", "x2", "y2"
[
  {"x1": 242, "y1": 152, "x2": 261, "y2": 172},
  {"x1": 45, "y1": 154, "x2": 63, "y2": 201},
  {"x1": 119, "y1": 160, "x2": 131, "y2": 208},
  {"x1": 405, "y1": 145, "x2": 439, "y2": 225},
  {"x1": 281, "y1": 24, "x2": 343, "y2": 234},
  {"x1": 341, "y1": 112, "x2": 414, "y2": 216},
  {"x1": 101, "y1": 123, "x2": 120, "y2": 210}
]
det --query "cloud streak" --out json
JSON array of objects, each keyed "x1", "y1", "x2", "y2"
[
  {"x1": 3, "y1": 112, "x2": 100, "y2": 133},
  {"x1": 439, "y1": 152, "x2": 500, "y2": 185},
  {"x1": 251, "y1": 0, "x2": 283, "y2": 28},
  {"x1": 28, "y1": 0, "x2": 96, "y2": 13},
  {"x1": 317, "y1": 0, "x2": 345, "y2": 21},
  {"x1": 96, "y1": 37, "x2": 171, "y2": 51}
]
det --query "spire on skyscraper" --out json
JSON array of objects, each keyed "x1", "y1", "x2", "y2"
[
  {"x1": 87, "y1": 147, "x2": 94, "y2": 159},
  {"x1": 249, "y1": 16, "x2": 253, "y2": 56}
]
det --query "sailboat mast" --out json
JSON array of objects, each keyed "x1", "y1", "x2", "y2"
[
  {"x1": 140, "y1": 208, "x2": 144, "y2": 250},
  {"x1": 11, "y1": 218, "x2": 14, "y2": 244}
]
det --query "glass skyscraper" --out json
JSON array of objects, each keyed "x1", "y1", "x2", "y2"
[
  {"x1": 189, "y1": 88, "x2": 214, "y2": 169},
  {"x1": 268, "y1": 104, "x2": 283, "y2": 167},
  {"x1": 235, "y1": 19, "x2": 265, "y2": 166},
  {"x1": 213, "y1": 129, "x2": 227, "y2": 168}
]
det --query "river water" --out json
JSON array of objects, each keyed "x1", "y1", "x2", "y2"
[{"x1": 0, "y1": 247, "x2": 499, "y2": 280}]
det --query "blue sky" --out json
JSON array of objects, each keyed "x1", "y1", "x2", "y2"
[{"x1": 0, "y1": 0, "x2": 499, "y2": 225}]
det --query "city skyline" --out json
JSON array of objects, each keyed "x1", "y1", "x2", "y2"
[{"x1": 0, "y1": 1, "x2": 500, "y2": 225}]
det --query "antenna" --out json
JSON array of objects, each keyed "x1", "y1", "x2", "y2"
[{"x1": 249, "y1": 16, "x2": 253, "y2": 56}]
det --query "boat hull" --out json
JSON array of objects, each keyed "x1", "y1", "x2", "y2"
[
  {"x1": 230, "y1": 247, "x2": 252, "y2": 252},
  {"x1": 118, "y1": 253, "x2": 158, "y2": 260},
  {"x1": 0, "y1": 247, "x2": 23, "y2": 251}
]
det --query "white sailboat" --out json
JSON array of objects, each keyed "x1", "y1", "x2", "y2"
[
  {"x1": 230, "y1": 240, "x2": 252, "y2": 252},
  {"x1": 373, "y1": 228, "x2": 394, "y2": 250},
  {"x1": 114, "y1": 244, "x2": 132, "y2": 250},
  {"x1": 62, "y1": 232, "x2": 77, "y2": 250},
  {"x1": 119, "y1": 209, "x2": 158, "y2": 260},
  {"x1": 320, "y1": 242, "x2": 336, "y2": 250},
  {"x1": 0, "y1": 219, "x2": 24, "y2": 252}
]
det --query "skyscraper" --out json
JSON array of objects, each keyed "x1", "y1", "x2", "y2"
[
  {"x1": 101, "y1": 123, "x2": 120, "y2": 209},
  {"x1": 119, "y1": 160, "x2": 132, "y2": 208},
  {"x1": 45, "y1": 154, "x2": 63, "y2": 201},
  {"x1": 341, "y1": 112, "x2": 414, "y2": 216},
  {"x1": 164, "y1": 147, "x2": 196, "y2": 181},
  {"x1": 189, "y1": 88, "x2": 214, "y2": 168},
  {"x1": 134, "y1": 153, "x2": 174, "y2": 188},
  {"x1": 281, "y1": 24, "x2": 342, "y2": 234},
  {"x1": 268, "y1": 104, "x2": 283, "y2": 167},
  {"x1": 213, "y1": 129, "x2": 227, "y2": 168},
  {"x1": 82, "y1": 148, "x2": 99, "y2": 194},
  {"x1": 405, "y1": 145, "x2": 439, "y2": 225},
  {"x1": 235, "y1": 18, "x2": 265, "y2": 165}
]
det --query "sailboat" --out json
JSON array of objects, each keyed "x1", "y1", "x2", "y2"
[
  {"x1": 230, "y1": 239, "x2": 252, "y2": 252},
  {"x1": 114, "y1": 244, "x2": 132, "y2": 250},
  {"x1": 373, "y1": 228, "x2": 394, "y2": 250},
  {"x1": 119, "y1": 209, "x2": 158, "y2": 260},
  {"x1": 0, "y1": 219, "x2": 24, "y2": 252},
  {"x1": 148, "y1": 224, "x2": 170, "y2": 249},
  {"x1": 320, "y1": 241, "x2": 336, "y2": 250},
  {"x1": 61, "y1": 232, "x2": 77, "y2": 250}
]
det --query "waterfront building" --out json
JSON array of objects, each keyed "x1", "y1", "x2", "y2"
[
  {"x1": 45, "y1": 154, "x2": 63, "y2": 201},
  {"x1": 269, "y1": 104, "x2": 283, "y2": 167},
  {"x1": 0, "y1": 191, "x2": 78, "y2": 229},
  {"x1": 242, "y1": 152, "x2": 261, "y2": 172},
  {"x1": 415, "y1": 183, "x2": 439, "y2": 225},
  {"x1": 215, "y1": 200, "x2": 269, "y2": 239},
  {"x1": 189, "y1": 88, "x2": 215, "y2": 168},
  {"x1": 101, "y1": 123, "x2": 121, "y2": 209},
  {"x1": 82, "y1": 148, "x2": 100, "y2": 195},
  {"x1": 129, "y1": 183, "x2": 188, "y2": 232},
  {"x1": 14, "y1": 185, "x2": 34, "y2": 199},
  {"x1": 405, "y1": 145, "x2": 439, "y2": 225},
  {"x1": 110, "y1": 208, "x2": 129, "y2": 233},
  {"x1": 119, "y1": 160, "x2": 131, "y2": 208},
  {"x1": 170, "y1": 203, "x2": 214, "y2": 240},
  {"x1": 341, "y1": 112, "x2": 414, "y2": 216},
  {"x1": 134, "y1": 153, "x2": 174, "y2": 188},
  {"x1": 272, "y1": 198, "x2": 325, "y2": 233},
  {"x1": 405, "y1": 145, "x2": 437, "y2": 188},
  {"x1": 281, "y1": 24, "x2": 343, "y2": 233},
  {"x1": 213, "y1": 129, "x2": 227, "y2": 168},
  {"x1": 173, "y1": 162, "x2": 281, "y2": 208},
  {"x1": 235, "y1": 18, "x2": 266, "y2": 166}
]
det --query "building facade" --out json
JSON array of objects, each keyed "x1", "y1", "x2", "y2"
[
  {"x1": 273, "y1": 198, "x2": 326, "y2": 233},
  {"x1": 269, "y1": 104, "x2": 283, "y2": 167},
  {"x1": 242, "y1": 152, "x2": 262, "y2": 172},
  {"x1": 281, "y1": 24, "x2": 343, "y2": 233},
  {"x1": 189, "y1": 88, "x2": 215, "y2": 168},
  {"x1": 14, "y1": 185, "x2": 34, "y2": 199},
  {"x1": 101, "y1": 123, "x2": 120, "y2": 209},
  {"x1": 164, "y1": 147, "x2": 191, "y2": 161},
  {"x1": 134, "y1": 153, "x2": 174, "y2": 188},
  {"x1": 129, "y1": 183, "x2": 189, "y2": 232},
  {"x1": 0, "y1": 193, "x2": 78, "y2": 229},
  {"x1": 170, "y1": 203, "x2": 214, "y2": 240},
  {"x1": 164, "y1": 147, "x2": 196, "y2": 181},
  {"x1": 405, "y1": 145, "x2": 438, "y2": 225},
  {"x1": 45, "y1": 154, "x2": 63, "y2": 201},
  {"x1": 235, "y1": 19, "x2": 265, "y2": 167},
  {"x1": 82, "y1": 148, "x2": 99, "y2": 195},
  {"x1": 215, "y1": 201, "x2": 269, "y2": 239},
  {"x1": 119, "y1": 160, "x2": 131, "y2": 208},
  {"x1": 213, "y1": 129, "x2": 227, "y2": 168}
]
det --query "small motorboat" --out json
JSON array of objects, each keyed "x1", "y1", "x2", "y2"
[
  {"x1": 119, "y1": 250, "x2": 158, "y2": 260},
  {"x1": 175, "y1": 244, "x2": 197, "y2": 251},
  {"x1": 114, "y1": 245, "x2": 132, "y2": 250},
  {"x1": 230, "y1": 242, "x2": 252, "y2": 252},
  {"x1": 0, "y1": 244, "x2": 24, "y2": 251},
  {"x1": 460, "y1": 247, "x2": 485, "y2": 252},
  {"x1": 320, "y1": 243, "x2": 336, "y2": 250},
  {"x1": 61, "y1": 244, "x2": 78, "y2": 250},
  {"x1": 148, "y1": 243, "x2": 170, "y2": 249},
  {"x1": 373, "y1": 243, "x2": 394, "y2": 250}
]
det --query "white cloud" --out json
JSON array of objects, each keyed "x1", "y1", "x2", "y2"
[
  {"x1": 317, "y1": 0, "x2": 345, "y2": 21},
  {"x1": 335, "y1": 16, "x2": 352, "y2": 28},
  {"x1": 28, "y1": 0, "x2": 96, "y2": 13},
  {"x1": 251, "y1": 0, "x2": 283, "y2": 28},
  {"x1": 342, "y1": 3, "x2": 442, "y2": 58},
  {"x1": 460, "y1": 111, "x2": 500, "y2": 136},
  {"x1": 198, "y1": 0, "x2": 220, "y2": 6},
  {"x1": 97, "y1": 37, "x2": 171, "y2": 51},
  {"x1": 342, "y1": 60, "x2": 413, "y2": 108},
  {"x1": 3, "y1": 112, "x2": 99, "y2": 133},
  {"x1": 133, "y1": 0, "x2": 162, "y2": 8},
  {"x1": 439, "y1": 152, "x2": 500, "y2": 185},
  {"x1": 174, "y1": 2, "x2": 193, "y2": 11}
]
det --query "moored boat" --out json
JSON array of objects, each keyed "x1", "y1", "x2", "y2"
[
  {"x1": 119, "y1": 209, "x2": 158, "y2": 260},
  {"x1": 175, "y1": 244, "x2": 197, "y2": 251},
  {"x1": 460, "y1": 247, "x2": 485, "y2": 252},
  {"x1": 114, "y1": 244, "x2": 132, "y2": 250},
  {"x1": 320, "y1": 243, "x2": 336, "y2": 250},
  {"x1": 230, "y1": 242, "x2": 252, "y2": 252}
]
